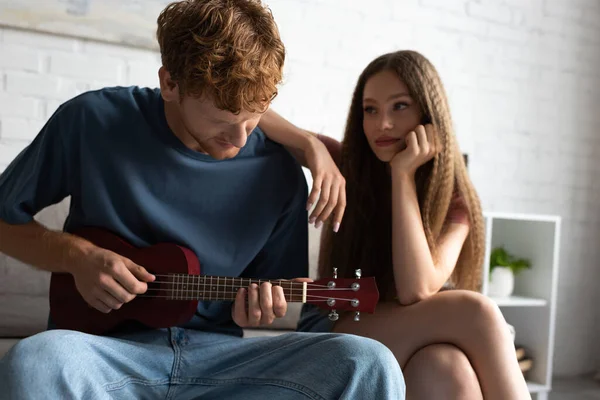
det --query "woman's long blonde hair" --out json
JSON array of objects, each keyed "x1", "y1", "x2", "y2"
[{"x1": 318, "y1": 50, "x2": 485, "y2": 300}]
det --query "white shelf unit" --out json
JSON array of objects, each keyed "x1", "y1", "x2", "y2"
[
  {"x1": 490, "y1": 296, "x2": 547, "y2": 307},
  {"x1": 482, "y1": 212, "x2": 561, "y2": 400}
]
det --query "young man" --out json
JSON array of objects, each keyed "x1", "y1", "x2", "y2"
[{"x1": 0, "y1": 1, "x2": 405, "y2": 398}]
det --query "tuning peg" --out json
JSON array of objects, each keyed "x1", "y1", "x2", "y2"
[
  {"x1": 328, "y1": 310, "x2": 339, "y2": 321},
  {"x1": 333, "y1": 267, "x2": 338, "y2": 279},
  {"x1": 355, "y1": 269, "x2": 361, "y2": 279},
  {"x1": 354, "y1": 311, "x2": 360, "y2": 321}
]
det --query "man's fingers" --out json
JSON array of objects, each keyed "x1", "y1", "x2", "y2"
[
  {"x1": 90, "y1": 298, "x2": 112, "y2": 314},
  {"x1": 272, "y1": 284, "x2": 287, "y2": 318},
  {"x1": 247, "y1": 283, "x2": 261, "y2": 327},
  {"x1": 128, "y1": 262, "x2": 156, "y2": 283},
  {"x1": 102, "y1": 278, "x2": 135, "y2": 304},
  {"x1": 259, "y1": 282, "x2": 275, "y2": 325},
  {"x1": 114, "y1": 263, "x2": 152, "y2": 295},
  {"x1": 232, "y1": 288, "x2": 248, "y2": 327},
  {"x1": 96, "y1": 290, "x2": 123, "y2": 311}
]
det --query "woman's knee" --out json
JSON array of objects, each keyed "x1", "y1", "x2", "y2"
[
  {"x1": 449, "y1": 290, "x2": 508, "y2": 331},
  {"x1": 406, "y1": 344, "x2": 481, "y2": 397}
]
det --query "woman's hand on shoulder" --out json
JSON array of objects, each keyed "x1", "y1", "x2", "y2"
[
  {"x1": 390, "y1": 124, "x2": 439, "y2": 177},
  {"x1": 304, "y1": 134, "x2": 346, "y2": 232}
]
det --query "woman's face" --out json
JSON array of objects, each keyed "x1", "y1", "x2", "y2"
[{"x1": 362, "y1": 69, "x2": 422, "y2": 162}]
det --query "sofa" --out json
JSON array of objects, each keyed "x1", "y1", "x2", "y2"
[{"x1": 0, "y1": 197, "x2": 324, "y2": 358}]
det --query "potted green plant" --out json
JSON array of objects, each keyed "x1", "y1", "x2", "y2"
[{"x1": 488, "y1": 247, "x2": 531, "y2": 297}]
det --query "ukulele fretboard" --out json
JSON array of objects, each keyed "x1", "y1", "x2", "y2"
[{"x1": 150, "y1": 274, "x2": 308, "y2": 302}]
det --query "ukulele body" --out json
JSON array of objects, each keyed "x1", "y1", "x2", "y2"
[{"x1": 49, "y1": 227, "x2": 200, "y2": 335}]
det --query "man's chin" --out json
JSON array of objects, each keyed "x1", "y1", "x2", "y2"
[{"x1": 207, "y1": 148, "x2": 240, "y2": 160}]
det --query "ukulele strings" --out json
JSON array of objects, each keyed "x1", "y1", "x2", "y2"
[
  {"x1": 144, "y1": 287, "x2": 359, "y2": 300},
  {"x1": 149, "y1": 275, "x2": 350, "y2": 290},
  {"x1": 144, "y1": 275, "x2": 366, "y2": 300},
  {"x1": 146, "y1": 283, "x2": 353, "y2": 292},
  {"x1": 151, "y1": 274, "x2": 340, "y2": 288},
  {"x1": 139, "y1": 292, "x2": 356, "y2": 302}
]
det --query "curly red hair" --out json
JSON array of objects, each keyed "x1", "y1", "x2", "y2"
[{"x1": 156, "y1": 0, "x2": 285, "y2": 113}]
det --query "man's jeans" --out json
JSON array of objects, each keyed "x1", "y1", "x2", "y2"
[{"x1": 0, "y1": 328, "x2": 405, "y2": 399}]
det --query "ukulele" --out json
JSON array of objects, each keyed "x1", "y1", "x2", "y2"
[{"x1": 49, "y1": 227, "x2": 379, "y2": 335}]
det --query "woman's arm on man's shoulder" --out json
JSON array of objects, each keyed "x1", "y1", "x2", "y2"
[
  {"x1": 258, "y1": 108, "x2": 345, "y2": 231},
  {"x1": 314, "y1": 134, "x2": 342, "y2": 167}
]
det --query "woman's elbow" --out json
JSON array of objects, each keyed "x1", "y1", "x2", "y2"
[
  {"x1": 397, "y1": 290, "x2": 431, "y2": 306},
  {"x1": 396, "y1": 287, "x2": 434, "y2": 306}
]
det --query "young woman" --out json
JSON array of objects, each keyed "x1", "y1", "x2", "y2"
[{"x1": 290, "y1": 50, "x2": 531, "y2": 399}]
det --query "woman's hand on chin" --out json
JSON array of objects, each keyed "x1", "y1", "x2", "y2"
[{"x1": 390, "y1": 124, "x2": 438, "y2": 177}]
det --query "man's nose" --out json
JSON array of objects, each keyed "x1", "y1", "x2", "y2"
[{"x1": 227, "y1": 125, "x2": 247, "y2": 148}]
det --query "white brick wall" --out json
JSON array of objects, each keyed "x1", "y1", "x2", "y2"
[
  {"x1": 1, "y1": 0, "x2": 599, "y2": 377},
  {"x1": 0, "y1": 28, "x2": 162, "y2": 171}
]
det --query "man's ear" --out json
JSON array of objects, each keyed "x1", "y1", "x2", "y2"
[{"x1": 159, "y1": 66, "x2": 179, "y2": 102}]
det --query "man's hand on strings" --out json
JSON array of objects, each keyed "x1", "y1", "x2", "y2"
[{"x1": 232, "y1": 278, "x2": 313, "y2": 328}]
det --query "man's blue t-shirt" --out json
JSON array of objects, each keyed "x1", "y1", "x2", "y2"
[{"x1": 0, "y1": 86, "x2": 308, "y2": 336}]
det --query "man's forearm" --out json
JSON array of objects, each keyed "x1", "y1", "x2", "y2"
[{"x1": 0, "y1": 219, "x2": 93, "y2": 274}]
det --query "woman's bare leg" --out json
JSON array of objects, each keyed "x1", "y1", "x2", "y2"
[
  {"x1": 404, "y1": 344, "x2": 482, "y2": 400},
  {"x1": 333, "y1": 290, "x2": 530, "y2": 400}
]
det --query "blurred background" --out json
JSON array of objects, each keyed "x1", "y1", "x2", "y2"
[{"x1": 0, "y1": 0, "x2": 599, "y2": 399}]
